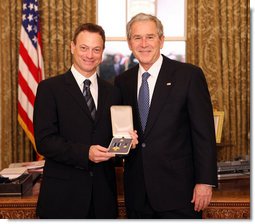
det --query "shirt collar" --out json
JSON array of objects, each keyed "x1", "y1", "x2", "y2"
[
  {"x1": 138, "y1": 55, "x2": 163, "y2": 78},
  {"x1": 71, "y1": 65, "x2": 97, "y2": 87}
]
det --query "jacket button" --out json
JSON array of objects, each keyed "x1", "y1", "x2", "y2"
[
  {"x1": 89, "y1": 171, "x2": 93, "y2": 177},
  {"x1": 141, "y1": 143, "x2": 146, "y2": 148}
]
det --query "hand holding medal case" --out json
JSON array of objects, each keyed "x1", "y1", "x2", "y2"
[{"x1": 108, "y1": 106, "x2": 133, "y2": 154}]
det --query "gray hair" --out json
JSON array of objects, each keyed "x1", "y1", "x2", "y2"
[{"x1": 126, "y1": 13, "x2": 164, "y2": 40}]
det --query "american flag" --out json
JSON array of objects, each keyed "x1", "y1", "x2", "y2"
[{"x1": 18, "y1": 0, "x2": 44, "y2": 159}]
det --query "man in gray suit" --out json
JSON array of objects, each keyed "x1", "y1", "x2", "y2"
[
  {"x1": 115, "y1": 13, "x2": 218, "y2": 219},
  {"x1": 34, "y1": 23, "x2": 137, "y2": 218}
]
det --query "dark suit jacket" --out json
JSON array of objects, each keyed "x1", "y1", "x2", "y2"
[
  {"x1": 34, "y1": 70, "x2": 120, "y2": 218},
  {"x1": 115, "y1": 55, "x2": 218, "y2": 212}
]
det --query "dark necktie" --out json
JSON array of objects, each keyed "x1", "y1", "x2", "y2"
[
  {"x1": 83, "y1": 79, "x2": 96, "y2": 120},
  {"x1": 138, "y1": 72, "x2": 150, "y2": 132}
]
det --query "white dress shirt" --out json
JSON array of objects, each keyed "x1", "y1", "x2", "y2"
[
  {"x1": 137, "y1": 55, "x2": 163, "y2": 105},
  {"x1": 71, "y1": 65, "x2": 98, "y2": 109}
]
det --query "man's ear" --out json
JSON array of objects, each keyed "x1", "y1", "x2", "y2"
[
  {"x1": 71, "y1": 41, "x2": 75, "y2": 54},
  {"x1": 127, "y1": 41, "x2": 132, "y2": 51},
  {"x1": 160, "y1": 35, "x2": 165, "y2": 49}
]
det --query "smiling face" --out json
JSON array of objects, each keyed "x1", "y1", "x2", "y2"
[
  {"x1": 71, "y1": 30, "x2": 104, "y2": 77},
  {"x1": 128, "y1": 20, "x2": 164, "y2": 71}
]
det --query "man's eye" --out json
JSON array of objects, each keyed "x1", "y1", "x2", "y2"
[
  {"x1": 132, "y1": 36, "x2": 140, "y2": 40},
  {"x1": 80, "y1": 46, "x2": 87, "y2": 51},
  {"x1": 147, "y1": 35, "x2": 156, "y2": 40},
  {"x1": 93, "y1": 48, "x2": 101, "y2": 53}
]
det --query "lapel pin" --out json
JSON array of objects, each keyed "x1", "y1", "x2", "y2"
[{"x1": 166, "y1": 82, "x2": 171, "y2": 86}]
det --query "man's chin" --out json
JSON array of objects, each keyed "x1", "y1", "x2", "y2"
[
  {"x1": 83, "y1": 65, "x2": 96, "y2": 72},
  {"x1": 79, "y1": 68, "x2": 96, "y2": 76}
]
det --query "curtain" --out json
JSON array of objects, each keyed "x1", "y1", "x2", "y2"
[
  {"x1": 186, "y1": 0, "x2": 250, "y2": 161},
  {"x1": 0, "y1": 0, "x2": 96, "y2": 169},
  {"x1": 0, "y1": 0, "x2": 251, "y2": 169}
]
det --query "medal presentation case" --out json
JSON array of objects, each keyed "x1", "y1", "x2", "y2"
[{"x1": 108, "y1": 106, "x2": 134, "y2": 155}]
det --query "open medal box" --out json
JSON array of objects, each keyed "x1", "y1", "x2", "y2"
[{"x1": 108, "y1": 106, "x2": 134, "y2": 155}]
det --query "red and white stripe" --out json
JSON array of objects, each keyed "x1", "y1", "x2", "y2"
[{"x1": 18, "y1": 21, "x2": 44, "y2": 159}]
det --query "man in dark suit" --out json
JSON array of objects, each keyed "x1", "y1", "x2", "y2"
[
  {"x1": 115, "y1": 13, "x2": 218, "y2": 219},
  {"x1": 33, "y1": 23, "x2": 137, "y2": 218}
]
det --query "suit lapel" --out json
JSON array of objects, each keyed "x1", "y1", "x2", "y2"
[
  {"x1": 128, "y1": 67, "x2": 143, "y2": 133},
  {"x1": 64, "y1": 70, "x2": 93, "y2": 120},
  {"x1": 96, "y1": 76, "x2": 109, "y2": 123},
  {"x1": 143, "y1": 56, "x2": 175, "y2": 138}
]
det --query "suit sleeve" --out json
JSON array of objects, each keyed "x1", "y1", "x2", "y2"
[
  {"x1": 187, "y1": 67, "x2": 218, "y2": 186},
  {"x1": 33, "y1": 80, "x2": 90, "y2": 170}
]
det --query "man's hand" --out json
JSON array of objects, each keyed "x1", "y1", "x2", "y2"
[
  {"x1": 89, "y1": 145, "x2": 115, "y2": 163},
  {"x1": 191, "y1": 184, "x2": 212, "y2": 212},
  {"x1": 129, "y1": 130, "x2": 139, "y2": 149}
]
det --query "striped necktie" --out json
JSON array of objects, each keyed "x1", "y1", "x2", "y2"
[
  {"x1": 83, "y1": 79, "x2": 96, "y2": 120},
  {"x1": 138, "y1": 72, "x2": 150, "y2": 132}
]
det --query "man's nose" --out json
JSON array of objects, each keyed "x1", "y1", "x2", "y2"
[
  {"x1": 141, "y1": 37, "x2": 148, "y2": 47},
  {"x1": 86, "y1": 49, "x2": 93, "y2": 58}
]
